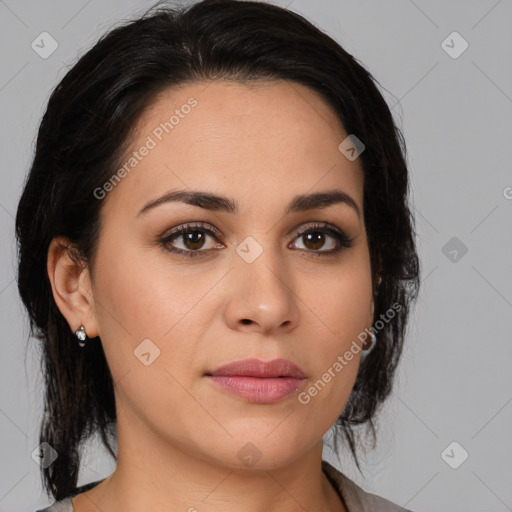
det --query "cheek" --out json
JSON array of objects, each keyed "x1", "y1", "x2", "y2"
[
  {"x1": 296, "y1": 283, "x2": 366, "y2": 426},
  {"x1": 308, "y1": 251, "x2": 373, "y2": 343},
  {"x1": 93, "y1": 235, "x2": 196, "y2": 338},
  {"x1": 91, "y1": 235, "x2": 221, "y2": 381},
  {"x1": 90, "y1": 240, "x2": 208, "y2": 429},
  {"x1": 295, "y1": 250, "x2": 372, "y2": 414}
]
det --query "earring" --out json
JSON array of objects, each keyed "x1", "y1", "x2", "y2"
[
  {"x1": 361, "y1": 331, "x2": 377, "y2": 358},
  {"x1": 75, "y1": 325, "x2": 88, "y2": 348}
]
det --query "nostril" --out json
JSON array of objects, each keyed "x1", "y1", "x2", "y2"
[{"x1": 241, "y1": 319, "x2": 252, "y2": 325}]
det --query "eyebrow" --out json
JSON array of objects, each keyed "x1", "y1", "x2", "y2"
[{"x1": 136, "y1": 189, "x2": 360, "y2": 217}]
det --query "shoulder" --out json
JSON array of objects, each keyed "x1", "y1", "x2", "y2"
[
  {"x1": 33, "y1": 479, "x2": 104, "y2": 512},
  {"x1": 322, "y1": 459, "x2": 414, "y2": 512},
  {"x1": 34, "y1": 497, "x2": 73, "y2": 512}
]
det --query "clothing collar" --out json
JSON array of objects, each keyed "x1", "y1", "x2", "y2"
[{"x1": 322, "y1": 459, "x2": 411, "y2": 512}]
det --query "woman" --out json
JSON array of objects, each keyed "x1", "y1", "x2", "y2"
[{"x1": 16, "y1": 0, "x2": 420, "y2": 510}]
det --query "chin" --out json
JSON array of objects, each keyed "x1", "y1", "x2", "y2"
[{"x1": 209, "y1": 432, "x2": 314, "y2": 472}]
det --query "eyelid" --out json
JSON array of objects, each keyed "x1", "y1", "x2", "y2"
[
  {"x1": 158, "y1": 220, "x2": 354, "y2": 256},
  {"x1": 161, "y1": 220, "x2": 348, "y2": 239},
  {"x1": 161, "y1": 221, "x2": 223, "y2": 239},
  {"x1": 290, "y1": 221, "x2": 354, "y2": 251},
  {"x1": 293, "y1": 221, "x2": 347, "y2": 237}
]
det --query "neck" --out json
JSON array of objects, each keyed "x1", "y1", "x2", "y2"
[{"x1": 72, "y1": 407, "x2": 346, "y2": 512}]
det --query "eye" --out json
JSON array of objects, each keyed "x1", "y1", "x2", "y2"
[
  {"x1": 290, "y1": 222, "x2": 354, "y2": 255},
  {"x1": 158, "y1": 222, "x2": 223, "y2": 258},
  {"x1": 158, "y1": 221, "x2": 354, "y2": 258}
]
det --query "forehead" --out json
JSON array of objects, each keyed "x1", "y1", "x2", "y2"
[{"x1": 100, "y1": 80, "x2": 364, "y2": 219}]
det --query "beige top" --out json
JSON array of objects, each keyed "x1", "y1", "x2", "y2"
[{"x1": 35, "y1": 460, "x2": 413, "y2": 512}]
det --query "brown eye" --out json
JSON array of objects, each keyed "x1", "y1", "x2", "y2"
[
  {"x1": 159, "y1": 222, "x2": 223, "y2": 258},
  {"x1": 301, "y1": 232, "x2": 330, "y2": 251},
  {"x1": 291, "y1": 223, "x2": 353, "y2": 254},
  {"x1": 159, "y1": 221, "x2": 353, "y2": 259},
  {"x1": 180, "y1": 230, "x2": 207, "y2": 250}
]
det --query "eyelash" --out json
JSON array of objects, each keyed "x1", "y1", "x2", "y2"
[{"x1": 158, "y1": 221, "x2": 354, "y2": 258}]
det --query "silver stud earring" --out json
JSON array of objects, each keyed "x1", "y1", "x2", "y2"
[
  {"x1": 75, "y1": 325, "x2": 88, "y2": 348},
  {"x1": 361, "y1": 331, "x2": 377, "y2": 358}
]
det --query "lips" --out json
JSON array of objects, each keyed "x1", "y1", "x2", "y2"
[
  {"x1": 206, "y1": 358, "x2": 306, "y2": 379},
  {"x1": 205, "y1": 358, "x2": 307, "y2": 404}
]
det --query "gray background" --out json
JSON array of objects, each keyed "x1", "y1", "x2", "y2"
[{"x1": 1, "y1": 0, "x2": 511, "y2": 511}]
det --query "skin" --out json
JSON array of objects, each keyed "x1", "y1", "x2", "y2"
[{"x1": 47, "y1": 80, "x2": 374, "y2": 512}]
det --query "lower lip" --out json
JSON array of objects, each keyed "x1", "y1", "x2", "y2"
[{"x1": 207, "y1": 375, "x2": 306, "y2": 403}]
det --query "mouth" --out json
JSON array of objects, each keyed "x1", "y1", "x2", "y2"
[
  {"x1": 206, "y1": 357, "x2": 306, "y2": 379},
  {"x1": 205, "y1": 358, "x2": 307, "y2": 404}
]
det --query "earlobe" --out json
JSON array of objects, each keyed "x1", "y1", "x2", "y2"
[{"x1": 46, "y1": 237, "x2": 99, "y2": 339}]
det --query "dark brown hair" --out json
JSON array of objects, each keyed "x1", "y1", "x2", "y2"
[{"x1": 15, "y1": 0, "x2": 420, "y2": 501}]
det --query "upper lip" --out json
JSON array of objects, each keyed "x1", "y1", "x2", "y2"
[{"x1": 206, "y1": 358, "x2": 306, "y2": 379}]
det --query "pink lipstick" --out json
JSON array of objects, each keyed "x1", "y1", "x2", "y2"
[{"x1": 206, "y1": 358, "x2": 307, "y2": 404}]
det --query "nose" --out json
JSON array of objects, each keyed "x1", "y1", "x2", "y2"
[{"x1": 223, "y1": 248, "x2": 300, "y2": 335}]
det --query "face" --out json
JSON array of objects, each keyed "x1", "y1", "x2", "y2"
[{"x1": 78, "y1": 80, "x2": 373, "y2": 469}]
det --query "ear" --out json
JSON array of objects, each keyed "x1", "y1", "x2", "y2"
[{"x1": 47, "y1": 236, "x2": 100, "y2": 339}]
